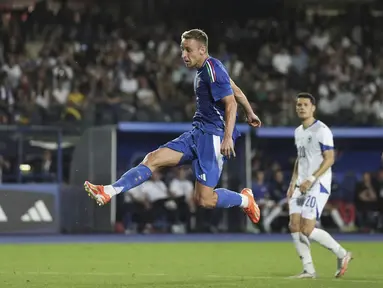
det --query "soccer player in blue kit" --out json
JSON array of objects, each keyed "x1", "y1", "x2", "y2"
[{"x1": 84, "y1": 29, "x2": 261, "y2": 224}]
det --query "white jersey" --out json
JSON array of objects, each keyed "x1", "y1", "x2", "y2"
[
  {"x1": 124, "y1": 186, "x2": 146, "y2": 203},
  {"x1": 169, "y1": 179, "x2": 194, "y2": 200},
  {"x1": 141, "y1": 180, "x2": 169, "y2": 203},
  {"x1": 294, "y1": 120, "x2": 333, "y2": 193}
]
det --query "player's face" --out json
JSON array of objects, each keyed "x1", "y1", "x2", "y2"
[
  {"x1": 180, "y1": 38, "x2": 206, "y2": 68},
  {"x1": 296, "y1": 98, "x2": 315, "y2": 120}
]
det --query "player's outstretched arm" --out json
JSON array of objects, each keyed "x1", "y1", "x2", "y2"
[
  {"x1": 229, "y1": 78, "x2": 252, "y2": 113},
  {"x1": 230, "y1": 78, "x2": 261, "y2": 127}
]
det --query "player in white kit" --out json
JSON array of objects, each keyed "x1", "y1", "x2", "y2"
[{"x1": 287, "y1": 93, "x2": 352, "y2": 278}]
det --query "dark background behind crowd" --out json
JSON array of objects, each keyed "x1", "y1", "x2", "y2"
[{"x1": 0, "y1": 0, "x2": 382, "y2": 234}]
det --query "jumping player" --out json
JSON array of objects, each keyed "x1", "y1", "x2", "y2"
[
  {"x1": 84, "y1": 29, "x2": 261, "y2": 224},
  {"x1": 288, "y1": 93, "x2": 352, "y2": 278}
]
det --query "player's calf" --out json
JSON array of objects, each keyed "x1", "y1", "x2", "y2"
[
  {"x1": 302, "y1": 218, "x2": 348, "y2": 260},
  {"x1": 194, "y1": 182, "x2": 260, "y2": 223},
  {"x1": 289, "y1": 214, "x2": 316, "y2": 276},
  {"x1": 196, "y1": 191, "x2": 218, "y2": 208},
  {"x1": 194, "y1": 183, "x2": 218, "y2": 208}
]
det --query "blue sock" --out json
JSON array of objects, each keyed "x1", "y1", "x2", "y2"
[
  {"x1": 112, "y1": 164, "x2": 152, "y2": 193},
  {"x1": 214, "y1": 188, "x2": 242, "y2": 208}
]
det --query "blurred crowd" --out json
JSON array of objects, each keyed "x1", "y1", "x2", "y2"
[{"x1": 0, "y1": 1, "x2": 382, "y2": 128}]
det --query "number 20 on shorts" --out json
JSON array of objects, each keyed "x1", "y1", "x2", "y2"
[{"x1": 304, "y1": 195, "x2": 316, "y2": 208}]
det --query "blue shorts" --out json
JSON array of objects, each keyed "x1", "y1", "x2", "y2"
[{"x1": 161, "y1": 128, "x2": 233, "y2": 188}]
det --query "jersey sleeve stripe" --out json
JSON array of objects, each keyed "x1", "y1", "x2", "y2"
[
  {"x1": 319, "y1": 142, "x2": 334, "y2": 152},
  {"x1": 206, "y1": 60, "x2": 216, "y2": 83}
]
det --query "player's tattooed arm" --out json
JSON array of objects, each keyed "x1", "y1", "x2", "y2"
[{"x1": 230, "y1": 78, "x2": 261, "y2": 127}]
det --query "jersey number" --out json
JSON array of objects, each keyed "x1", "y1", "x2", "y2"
[
  {"x1": 304, "y1": 196, "x2": 316, "y2": 208},
  {"x1": 298, "y1": 146, "x2": 306, "y2": 158}
]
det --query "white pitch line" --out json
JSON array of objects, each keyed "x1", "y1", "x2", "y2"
[
  {"x1": 207, "y1": 274, "x2": 383, "y2": 284},
  {"x1": 0, "y1": 271, "x2": 382, "y2": 284},
  {"x1": 0, "y1": 271, "x2": 166, "y2": 277}
]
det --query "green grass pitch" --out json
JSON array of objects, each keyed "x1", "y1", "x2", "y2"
[{"x1": 0, "y1": 242, "x2": 382, "y2": 288}]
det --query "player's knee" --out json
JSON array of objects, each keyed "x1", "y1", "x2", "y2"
[
  {"x1": 142, "y1": 148, "x2": 183, "y2": 171},
  {"x1": 288, "y1": 222, "x2": 300, "y2": 233},
  {"x1": 300, "y1": 225, "x2": 314, "y2": 237},
  {"x1": 142, "y1": 151, "x2": 161, "y2": 171}
]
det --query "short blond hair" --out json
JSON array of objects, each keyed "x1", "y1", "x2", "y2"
[{"x1": 181, "y1": 29, "x2": 208, "y2": 48}]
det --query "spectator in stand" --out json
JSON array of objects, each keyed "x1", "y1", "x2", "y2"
[
  {"x1": 168, "y1": 167, "x2": 195, "y2": 233},
  {"x1": 355, "y1": 172, "x2": 378, "y2": 232},
  {"x1": 373, "y1": 169, "x2": 383, "y2": 231},
  {"x1": 0, "y1": 4, "x2": 382, "y2": 127},
  {"x1": 263, "y1": 170, "x2": 288, "y2": 233},
  {"x1": 141, "y1": 171, "x2": 176, "y2": 233}
]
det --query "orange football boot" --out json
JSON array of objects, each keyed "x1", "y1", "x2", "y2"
[
  {"x1": 241, "y1": 188, "x2": 261, "y2": 224},
  {"x1": 335, "y1": 251, "x2": 353, "y2": 278},
  {"x1": 84, "y1": 181, "x2": 111, "y2": 206}
]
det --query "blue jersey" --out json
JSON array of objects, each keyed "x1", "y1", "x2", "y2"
[{"x1": 192, "y1": 57, "x2": 240, "y2": 140}]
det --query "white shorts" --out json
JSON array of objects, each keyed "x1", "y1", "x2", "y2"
[{"x1": 288, "y1": 183, "x2": 330, "y2": 220}]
